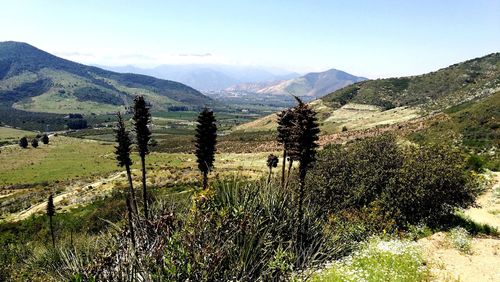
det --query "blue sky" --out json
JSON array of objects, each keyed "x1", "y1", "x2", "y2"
[{"x1": 0, "y1": 0, "x2": 499, "y2": 78}]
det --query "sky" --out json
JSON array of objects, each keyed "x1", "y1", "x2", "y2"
[{"x1": 0, "y1": 0, "x2": 499, "y2": 78}]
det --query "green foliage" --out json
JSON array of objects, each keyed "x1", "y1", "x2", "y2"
[
  {"x1": 329, "y1": 84, "x2": 360, "y2": 106},
  {"x1": 73, "y1": 87, "x2": 125, "y2": 105},
  {"x1": 114, "y1": 112, "x2": 132, "y2": 168},
  {"x1": 194, "y1": 108, "x2": 217, "y2": 189},
  {"x1": 55, "y1": 178, "x2": 362, "y2": 281},
  {"x1": 132, "y1": 95, "x2": 152, "y2": 158},
  {"x1": 0, "y1": 192, "x2": 127, "y2": 280},
  {"x1": 31, "y1": 138, "x2": 39, "y2": 148},
  {"x1": 0, "y1": 105, "x2": 73, "y2": 131},
  {"x1": 19, "y1": 136, "x2": 28, "y2": 148},
  {"x1": 445, "y1": 212, "x2": 499, "y2": 236},
  {"x1": 466, "y1": 154, "x2": 486, "y2": 172},
  {"x1": 41, "y1": 133, "x2": 49, "y2": 144},
  {"x1": 308, "y1": 135, "x2": 481, "y2": 227},
  {"x1": 169, "y1": 179, "x2": 306, "y2": 280},
  {"x1": 46, "y1": 194, "x2": 55, "y2": 217},
  {"x1": 66, "y1": 119, "x2": 88, "y2": 130},
  {"x1": 409, "y1": 91, "x2": 499, "y2": 171}
]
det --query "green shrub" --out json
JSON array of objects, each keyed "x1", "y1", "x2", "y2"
[
  {"x1": 308, "y1": 135, "x2": 481, "y2": 228},
  {"x1": 447, "y1": 227, "x2": 472, "y2": 253},
  {"x1": 466, "y1": 154, "x2": 486, "y2": 172}
]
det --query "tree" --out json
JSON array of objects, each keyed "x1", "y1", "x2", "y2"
[
  {"x1": 19, "y1": 137, "x2": 28, "y2": 148},
  {"x1": 67, "y1": 119, "x2": 88, "y2": 129},
  {"x1": 133, "y1": 96, "x2": 152, "y2": 219},
  {"x1": 292, "y1": 97, "x2": 320, "y2": 246},
  {"x1": 47, "y1": 194, "x2": 56, "y2": 248},
  {"x1": 42, "y1": 134, "x2": 49, "y2": 144},
  {"x1": 194, "y1": 107, "x2": 217, "y2": 190},
  {"x1": 266, "y1": 154, "x2": 279, "y2": 184},
  {"x1": 114, "y1": 112, "x2": 138, "y2": 214},
  {"x1": 276, "y1": 109, "x2": 297, "y2": 188},
  {"x1": 31, "y1": 138, "x2": 39, "y2": 148}
]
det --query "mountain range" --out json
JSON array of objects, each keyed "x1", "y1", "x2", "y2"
[
  {"x1": 101, "y1": 64, "x2": 300, "y2": 91},
  {"x1": 226, "y1": 69, "x2": 367, "y2": 98},
  {"x1": 0, "y1": 41, "x2": 211, "y2": 115}
]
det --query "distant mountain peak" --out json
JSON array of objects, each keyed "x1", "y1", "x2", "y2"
[{"x1": 227, "y1": 68, "x2": 366, "y2": 98}]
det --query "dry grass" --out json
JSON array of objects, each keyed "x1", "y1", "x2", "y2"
[
  {"x1": 0, "y1": 135, "x2": 277, "y2": 222},
  {"x1": 232, "y1": 100, "x2": 422, "y2": 135},
  {"x1": 0, "y1": 126, "x2": 35, "y2": 142}
]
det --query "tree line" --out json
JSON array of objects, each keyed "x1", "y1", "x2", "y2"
[{"x1": 19, "y1": 133, "x2": 49, "y2": 148}]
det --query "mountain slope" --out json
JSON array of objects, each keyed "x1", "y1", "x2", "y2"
[
  {"x1": 102, "y1": 64, "x2": 300, "y2": 91},
  {"x1": 322, "y1": 53, "x2": 500, "y2": 111},
  {"x1": 0, "y1": 41, "x2": 211, "y2": 114},
  {"x1": 228, "y1": 69, "x2": 366, "y2": 98},
  {"x1": 234, "y1": 53, "x2": 500, "y2": 134},
  {"x1": 411, "y1": 90, "x2": 500, "y2": 149}
]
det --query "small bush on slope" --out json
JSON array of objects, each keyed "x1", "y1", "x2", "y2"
[{"x1": 447, "y1": 227, "x2": 472, "y2": 254}]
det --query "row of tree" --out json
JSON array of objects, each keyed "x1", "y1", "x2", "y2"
[
  {"x1": 19, "y1": 134, "x2": 49, "y2": 148},
  {"x1": 114, "y1": 97, "x2": 219, "y2": 249},
  {"x1": 115, "y1": 96, "x2": 152, "y2": 223}
]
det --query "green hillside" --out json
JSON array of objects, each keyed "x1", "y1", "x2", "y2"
[
  {"x1": 0, "y1": 41, "x2": 211, "y2": 115},
  {"x1": 322, "y1": 53, "x2": 500, "y2": 111},
  {"x1": 410, "y1": 90, "x2": 499, "y2": 169},
  {"x1": 236, "y1": 53, "x2": 500, "y2": 134}
]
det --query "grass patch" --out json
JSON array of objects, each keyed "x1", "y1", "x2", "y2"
[
  {"x1": 447, "y1": 212, "x2": 499, "y2": 236},
  {"x1": 0, "y1": 136, "x2": 118, "y2": 186},
  {"x1": 0, "y1": 126, "x2": 35, "y2": 142},
  {"x1": 311, "y1": 238, "x2": 430, "y2": 282},
  {"x1": 447, "y1": 227, "x2": 472, "y2": 254}
]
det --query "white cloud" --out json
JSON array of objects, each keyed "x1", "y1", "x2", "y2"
[{"x1": 54, "y1": 50, "x2": 230, "y2": 67}]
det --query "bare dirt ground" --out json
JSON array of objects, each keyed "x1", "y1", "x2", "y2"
[
  {"x1": 418, "y1": 172, "x2": 500, "y2": 282},
  {"x1": 464, "y1": 172, "x2": 500, "y2": 230}
]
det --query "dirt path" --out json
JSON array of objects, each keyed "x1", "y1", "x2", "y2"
[
  {"x1": 418, "y1": 172, "x2": 500, "y2": 281},
  {"x1": 419, "y1": 232, "x2": 500, "y2": 281},
  {"x1": 464, "y1": 172, "x2": 500, "y2": 230},
  {"x1": 7, "y1": 171, "x2": 127, "y2": 222}
]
